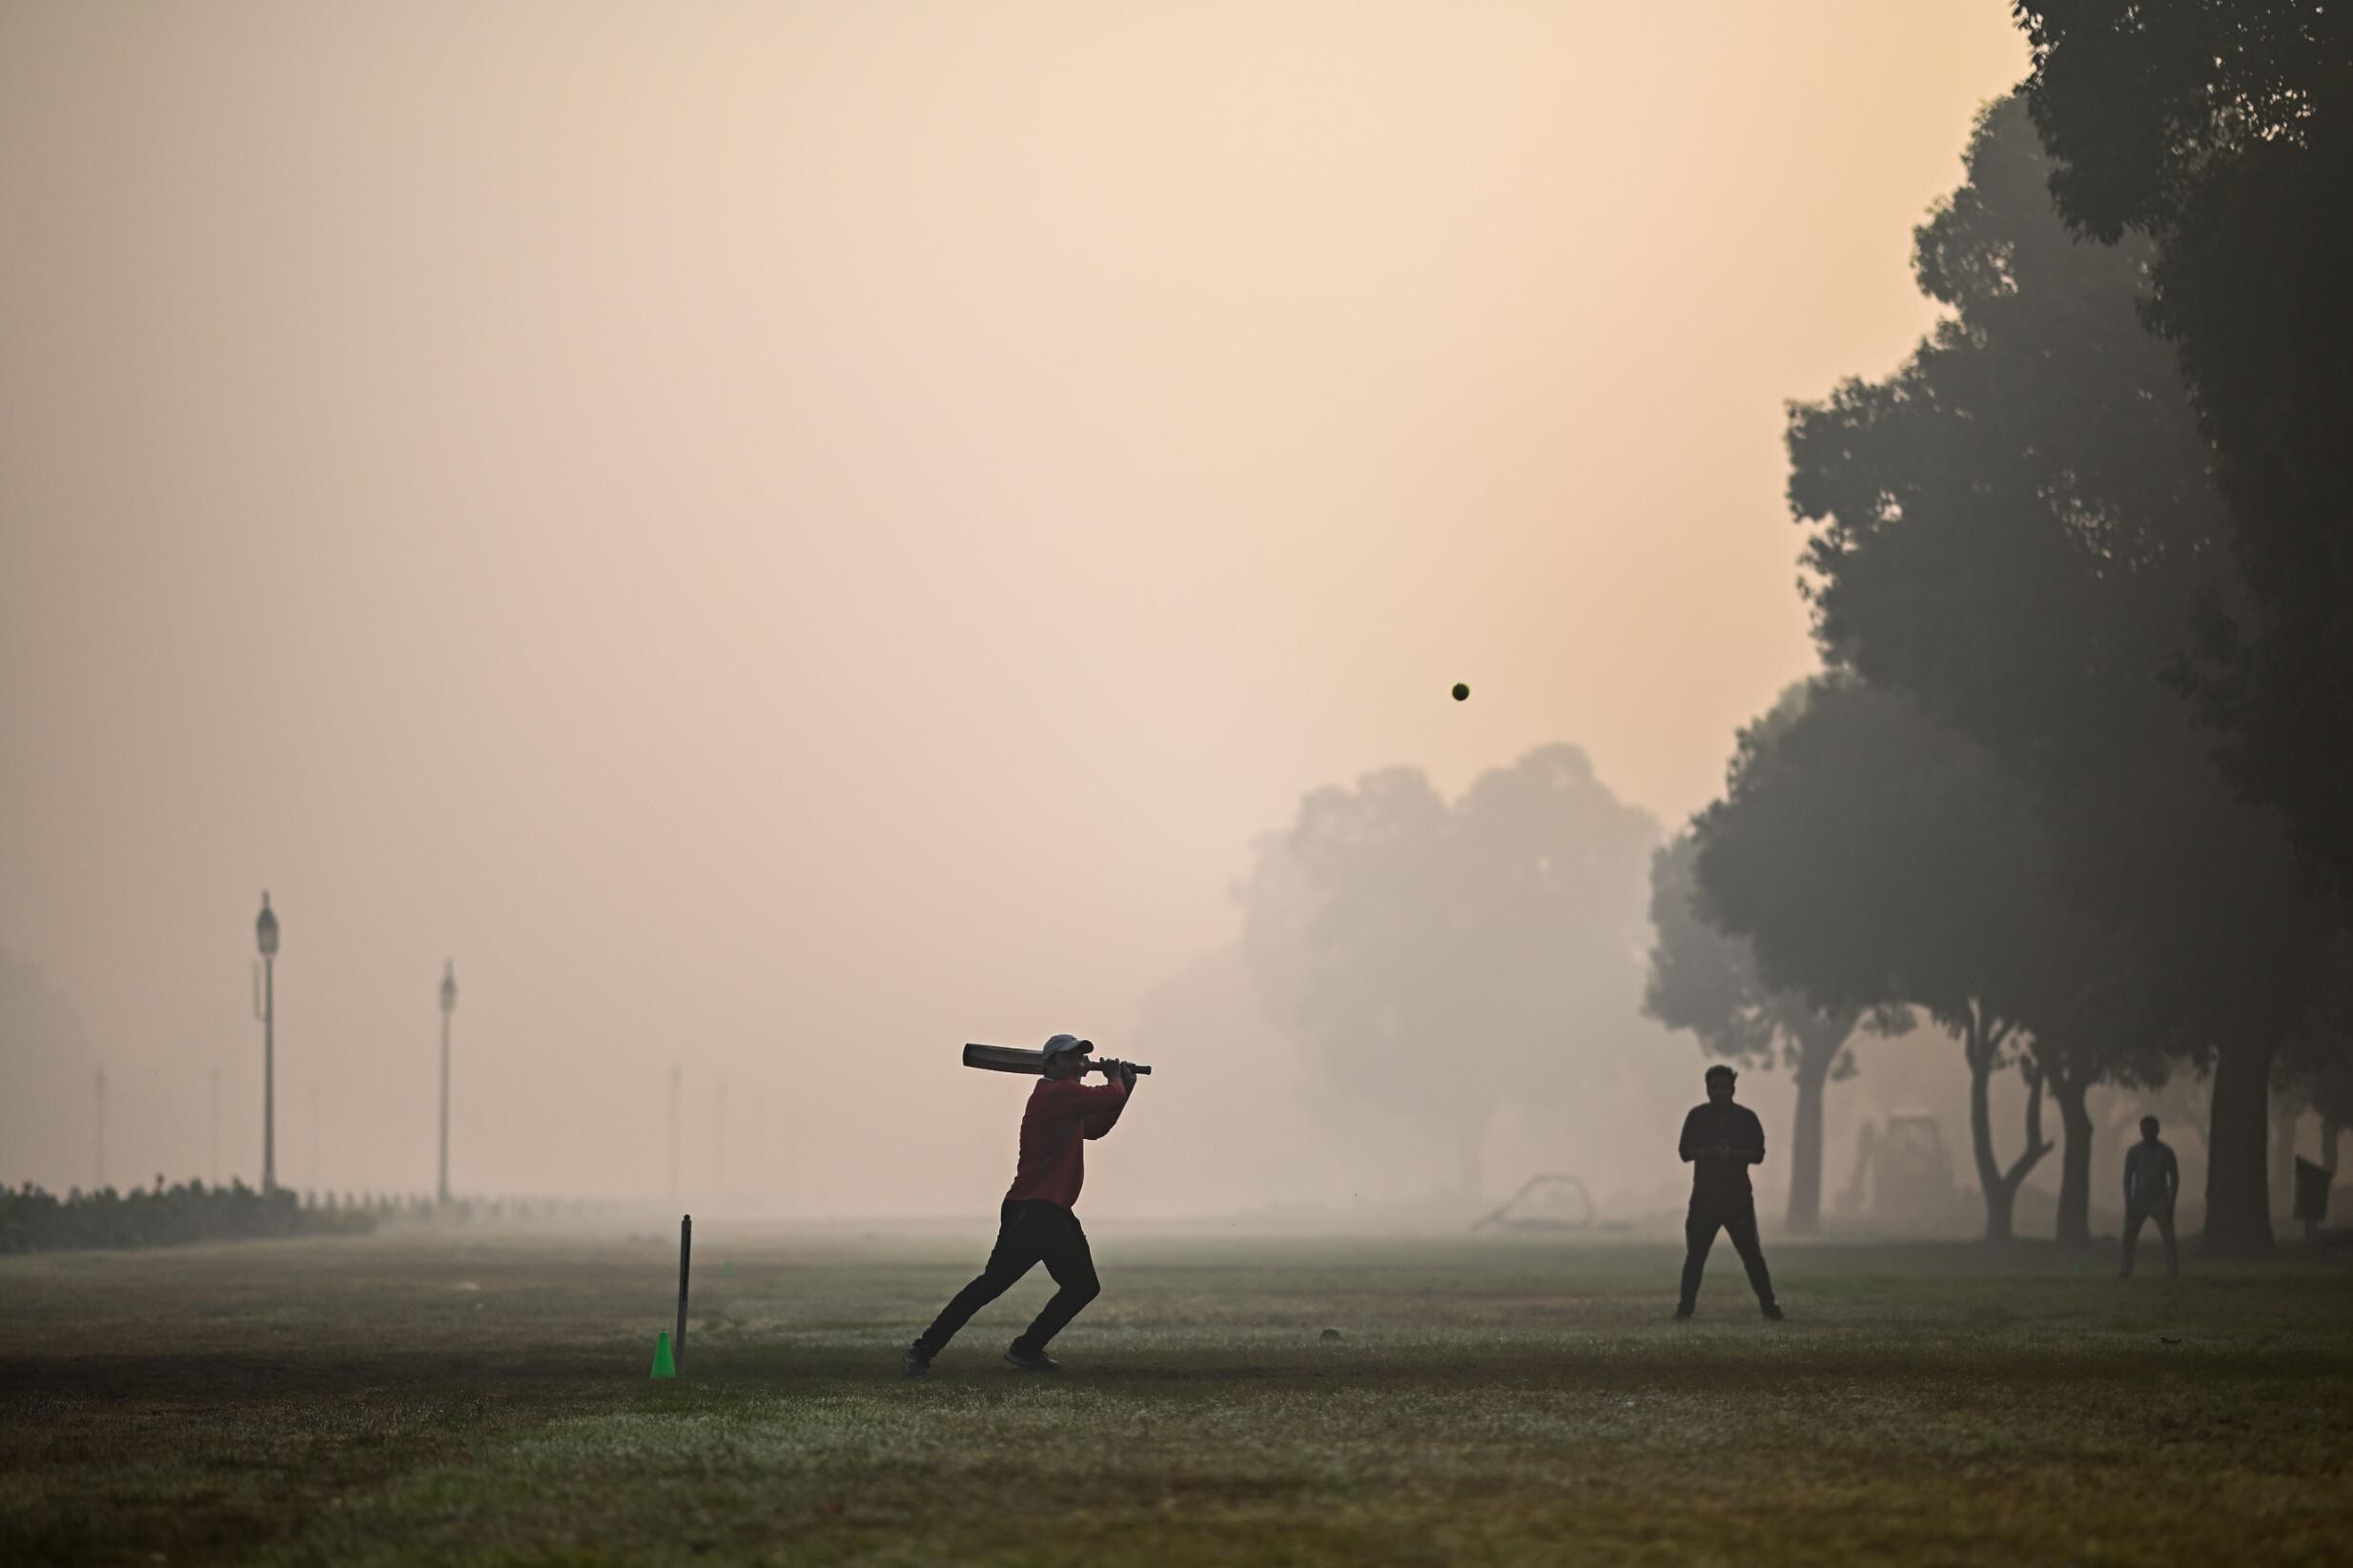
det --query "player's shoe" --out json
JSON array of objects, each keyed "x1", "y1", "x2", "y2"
[
  {"x1": 1672, "y1": 1304, "x2": 1694, "y2": 1320},
  {"x1": 903, "y1": 1341, "x2": 933, "y2": 1377},
  {"x1": 1761, "y1": 1302, "x2": 1785, "y2": 1321},
  {"x1": 1004, "y1": 1343, "x2": 1061, "y2": 1373}
]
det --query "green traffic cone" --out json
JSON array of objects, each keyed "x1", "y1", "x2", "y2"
[{"x1": 650, "y1": 1329, "x2": 677, "y2": 1379}]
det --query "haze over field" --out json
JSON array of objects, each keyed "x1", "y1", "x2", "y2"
[{"x1": 1, "y1": 3, "x2": 2033, "y2": 1212}]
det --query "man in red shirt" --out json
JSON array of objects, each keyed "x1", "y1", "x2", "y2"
[{"x1": 905, "y1": 1033, "x2": 1137, "y2": 1375}]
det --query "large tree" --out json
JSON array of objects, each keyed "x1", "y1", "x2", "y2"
[
  {"x1": 1239, "y1": 745, "x2": 1659, "y2": 1203},
  {"x1": 1646, "y1": 828, "x2": 1863, "y2": 1234},
  {"x1": 1692, "y1": 676, "x2": 2124, "y2": 1244},
  {"x1": 2015, "y1": 3, "x2": 2353, "y2": 902},
  {"x1": 1786, "y1": 94, "x2": 2340, "y2": 1254}
]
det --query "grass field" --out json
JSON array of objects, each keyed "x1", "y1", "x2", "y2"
[{"x1": 3, "y1": 1225, "x2": 2349, "y2": 1566}]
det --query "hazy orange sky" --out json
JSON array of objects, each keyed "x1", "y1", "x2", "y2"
[{"x1": 1, "y1": 3, "x2": 2029, "y2": 1207}]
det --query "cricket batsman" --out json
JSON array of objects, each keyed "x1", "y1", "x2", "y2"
[{"x1": 904, "y1": 1033, "x2": 1137, "y2": 1375}]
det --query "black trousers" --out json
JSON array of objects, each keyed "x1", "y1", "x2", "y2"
[
  {"x1": 2120, "y1": 1202, "x2": 2178, "y2": 1276},
  {"x1": 1680, "y1": 1193, "x2": 1775, "y2": 1311},
  {"x1": 917, "y1": 1199, "x2": 1100, "y2": 1354}
]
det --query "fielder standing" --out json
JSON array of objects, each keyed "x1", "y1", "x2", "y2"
[
  {"x1": 2119, "y1": 1114, "x2": 2180, "y2": 1278},
  {"x1": 1675, "y1": 1064, "x2": 1785, "y2": 1321},
  {"x1": 905, "y1": 1033, "x2": 1137, "y2": 1375}
]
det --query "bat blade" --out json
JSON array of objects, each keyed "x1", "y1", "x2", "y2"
[
  {"x1": 962, "y1": 1043, "x2": 1046, "y2": 1075},
  {"x1": 960, "y1": 1043, "x2": 1154, "y2": 1076}
]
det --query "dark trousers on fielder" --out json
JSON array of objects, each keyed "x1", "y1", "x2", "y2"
[
  {"x1": 917, "y1": 1199, "x2": 1100, "y2": 1355},
  {"x1": 1680, "y1": 1196, "x2": 1776, "y2": 1313},
  {"x1": 2120, "y1": 1202, "x2": 2178, "y2": 1277}
]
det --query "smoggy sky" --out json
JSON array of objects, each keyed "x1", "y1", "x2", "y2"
[{"x1": 1, "y1": 3, "x2": 2029, "y2": 1208}]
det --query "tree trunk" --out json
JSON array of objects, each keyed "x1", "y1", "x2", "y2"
[
  {"x1": 1999, "y1": 1063, "x2": 2051, "y2": 1243},
  {"x1": 2268, "y1": 1094, "x2": 2302, "y2": 1220},
  {"x1": 2203, "y1": 1039, "x2": 2279, "y2": 1256},
  {"x1": 1965, "y1": 1006, "x2": 2007, "y2": 1240},
  {"x1": 1964, "y1": 1003, "x2": 2050, "y2": 1244},
  {"x1": 2048, "y1": 1065, "x2": 2094, "y2": 1250},
  {"x1": 1786, "y1": 1043, "x2": 1833, "y2": 1234}
]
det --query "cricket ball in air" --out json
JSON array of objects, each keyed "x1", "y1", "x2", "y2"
[{"x1": 1452, "y1": 682, "x2": 1470, "y2": 702}]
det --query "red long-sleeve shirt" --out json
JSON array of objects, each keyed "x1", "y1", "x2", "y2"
[{"x1": 1003, "y1": 1076, "x2": 1129, "y2": 1208}]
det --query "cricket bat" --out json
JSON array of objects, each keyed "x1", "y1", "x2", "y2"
[{"x1": 962, "y1": 1043, "x2": 1153, "y2": 1076}]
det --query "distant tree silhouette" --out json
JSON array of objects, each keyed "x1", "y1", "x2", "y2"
[
  {"x1": 0, "y1": 947, "x2": 101, "y2": 1186},
  {"x1": 1785, "y1": 94, "x2": 2341, "y2": 1254},
  {"x1": 1240, "y1": 745, "x2": 1658, "y2": 1203},
  {"x1": 2017, "y1": 5, "x2": 2353, "y2": 906}
]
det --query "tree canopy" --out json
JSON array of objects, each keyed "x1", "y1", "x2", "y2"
[
  {"x1": 2016, "y1": 3, "x2": 2353, "y2": 903},
  {"x1": 1784, "y1": 92, "x2": 2339, "y2": 1252},
  {"x1": 1240, "y1": 745, "x2": 1659, "y2": 1202},
  {"x1": 1691, "y1": 674, "x2": 2139, "y2": 1241}
]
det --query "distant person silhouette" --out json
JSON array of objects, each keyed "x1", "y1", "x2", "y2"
[
  {"x1": 905, "y1": 1034, "x2": 1137, "y2": 1375},
  {"x1": 1676, "y1": 1065, "x2": 1783, "y2": 1320},
  {"x1": 2119, "y1": 1114, "x2": 2179, "y2": 1278}
]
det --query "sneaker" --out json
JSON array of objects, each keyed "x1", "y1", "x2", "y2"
[
  {"x1": 903, "y1": 1341, "x2": 933, "y2": 1377},
  {"x1": 1761, "y1": 1302, "x2": 1785, "y2": 1322},
  {"x1": 1004, "y1": 1343, "x2": 1061, "y2": 1373},
  {"x1": 1672, "y1": 1305, "x2": 1693, "y2": 1321}
]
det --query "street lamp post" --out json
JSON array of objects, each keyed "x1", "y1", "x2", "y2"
[
  {"x1": 255, "y1": 892, "x2": 279, "y2": 1194},
  {"x1": 438, "y1": 961, "x2": 457, "y2": 1205}
]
